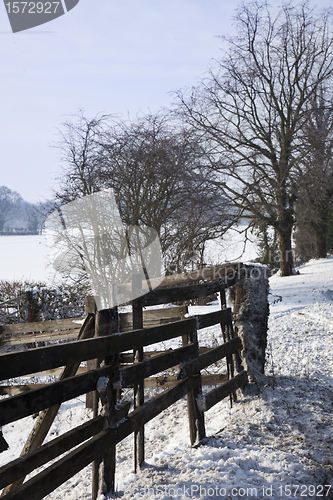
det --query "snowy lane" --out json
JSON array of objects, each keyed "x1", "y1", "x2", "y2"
[{"x1": 111, "y1": 260, "x2": 333, "y2": 499}]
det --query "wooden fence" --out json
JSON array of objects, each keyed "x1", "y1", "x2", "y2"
[
  {"x1": 0, "y1": 265, "x2": 247, "y2": 500},
  {"x1": 0, "y1": 305, "x2": 188, "y2": 349}
]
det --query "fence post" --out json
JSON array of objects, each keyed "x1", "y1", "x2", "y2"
[
  {"x1": 132, "y1": 273, "x2": 144, "y2": 471},
  {"x1": 26, "y1": 290, "x2": 38, "y2": 323},
  {"x1": 85, "y1": 296, "x2": 97, "y2": 410},
  {"x1": 92, "y1": 295, "x2": 119, "y2": 500},
  {"x1": 219, "y1": 292, "x2": 236, "y2": 406},
  {"x1": 101, "y1": 303, "x2": 118, "y2": 496},
  {"x1": 182, "y1": 321, "x2": 206, "y2": 446},
  {"x1": 230, "y1": 264, "x2": 269, "y2": 385}
]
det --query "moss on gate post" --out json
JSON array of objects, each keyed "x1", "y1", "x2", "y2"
[{"x1": 229, "y1": 264, "x2": 270, "y2": 385}]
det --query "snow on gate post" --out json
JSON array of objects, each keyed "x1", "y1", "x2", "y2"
[{"x1": 229, "y1": 264, "x2": 270, "y2": 386}]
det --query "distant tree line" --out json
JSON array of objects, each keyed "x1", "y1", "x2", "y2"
[
  {"x1": 0, "y1": 186, "x2": 47, "y2": 234},
  {"x1": 54, "y1": 2, "x2": 333, "y2": 276}
]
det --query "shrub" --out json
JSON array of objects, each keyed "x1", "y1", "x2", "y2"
[{"x1": 0, "y1": 279, "x2": 90, "y2": 323}]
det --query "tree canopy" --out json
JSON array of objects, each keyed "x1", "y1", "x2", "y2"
[
  {"x1": 54, "y1": 112, "x2": 232, "y2": 273},
  {"x1": 176, "y1": 1, "x2": 333, "y2": 275}
]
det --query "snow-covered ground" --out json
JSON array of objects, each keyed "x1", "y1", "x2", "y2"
[
  {"x1": 1, "y1": 257, "x2": 333, "y2": 499},
  {"x1": 0, "y1": 235, "x2": 53, "y2": 282}
]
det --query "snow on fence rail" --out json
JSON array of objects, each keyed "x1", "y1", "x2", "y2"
[{"x1": 0, "y1": 263, "x2": 269, "y2": 500}]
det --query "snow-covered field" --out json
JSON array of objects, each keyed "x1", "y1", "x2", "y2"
[
  {"x1": 0, "y1": 228, "x2": 258, "y2": 284},
  {"x1": 1, "y1": 246, "x2": 333, "y2": 498},
  {"x1": 0, "y1": 235, "x2": 53, "y2": 282},
  {"x1": 205, "y1": 226, "x2": 259, "y2": 265}
]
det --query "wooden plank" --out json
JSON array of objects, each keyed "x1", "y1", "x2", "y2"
[
  {"x1": 142, "y1": 279, "x2": 236, "y2": 307},
  {"x1": 117, "y1": 263, "x2": 242, "y2": 292},
  {"x1": 120, "y1": 322, "x2": 166, "y2": 333},
  {"x1": 178, "y1": 337, "x2": 243, "y2": 379},
  {"x1": 119, "y1": 346, "x2": 213, "y2": 364},
  {"x1": 26, "y1": 347, "x2": 213, "y2": 370},
  {"x1": 0, "y1": 377, "x2": 198, "y2": 500},
  {"x1": 27, "y1": 366, "x2": 87, "y2": 379},
  {"x1": 144, "y1": 306, "x2": 188, "y2": 319},
  {"x1": 200, "y1": 371, "x2": 248, "y2": 412},
  {"x1": 0, "y1": 384, "x2": 48, "y2": 396},
  {"x1": 119, "y1": 344, "x2": 198, "y2": 388},
  {"x1": 0, "y1": 318, "x2": 197, "y2": 382},
  {"x1": 121, "y1": 305, "x2": 187, "y2": 322},
  {"x1": 155, "y1": 263, "x2": 242, "y2": 288},
  {"x1": 0, "y1": 416, "x2": 107, "y2": 490},
  {"x1": 143, "y1": 373, "x2": 228, "y2": 388},
  {"x1": 0, "y1": 372, "x2": 227, "y2": 395},
  {"x1": 0, "y1": 317, "x2": 84, "y2": 337},
  {"x1": 196, "y1": 309, "x2": 232, "y2": 330},
  {"x1": 119, "y1": 317, "x2": 185, "y2": 332},
  {"x1": 0, "y1": 329, "x2": 81, "y2": 347},
  {"x1": 0, "y1": 364, "x2": 118, "y2": 427},
  {"x1": 119, "y1": 306, "x2": 188, "y2": 330},
  {"x1": 119, "y1": 352, "x2": 134, "y2": 363}
]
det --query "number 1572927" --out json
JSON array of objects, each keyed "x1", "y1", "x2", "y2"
[{"x1": 5, "y1": 2, "x2": 60, "y2": 14}]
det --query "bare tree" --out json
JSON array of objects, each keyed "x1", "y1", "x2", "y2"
[
  {"x1": 176, "y1": 2, "x2": 333, "y2": 275},
  {"x1": 54, "y1": 110, "x2": 111, "y2": 203},
  {"x1": 99, "y1": 113, "x2": 230, "y2": 271},
  {"x1": 55, "y1": 112, "x2": 231, "y2": 273},
  {"x1": 295, "y1": 87, "x2": 333, "y2": 259},
  {"x1": 0, "y1": 186, "x2": 23, "y2": 232}
]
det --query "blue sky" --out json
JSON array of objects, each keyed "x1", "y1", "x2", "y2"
[{"x1": 0, "y1": 0, "x2": 332, "y2": 203}]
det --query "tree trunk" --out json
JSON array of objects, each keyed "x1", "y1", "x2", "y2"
[
  {"x1": 315, "y1": 226, "x2": 327, "y2": 259},
  {"x1": 277, "y1": 226, "x2": 294, "y2": 276}
]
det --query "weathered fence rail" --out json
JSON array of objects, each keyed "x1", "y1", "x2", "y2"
[
  {"x1": 0, "y1": 264, "x2": 259, "y2": 500},
  {"x1": 0, "y1": 306, "x2": 188, "y2": 349}
]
